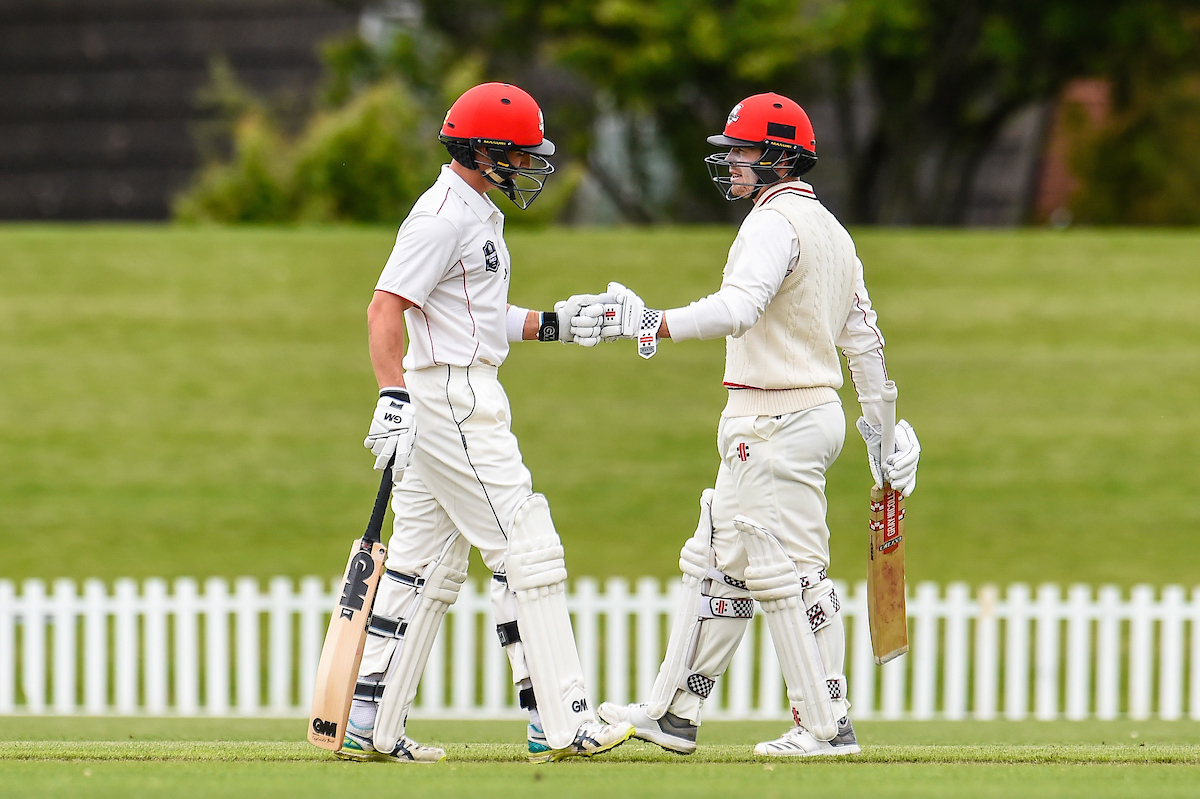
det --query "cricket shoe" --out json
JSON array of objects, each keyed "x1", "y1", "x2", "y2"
[
  {"x1": 597, "y1": 702, "x2": 698, "y2": 754},
  {"x1": 754, "y1": 716, "x2": 861, "y2": 757},
  {"x1": 338, "y1": 726, "x2": 445, "y2": 763},
  {"x1": 526, "y1": 720, "x2": 635, "y2": 762}
]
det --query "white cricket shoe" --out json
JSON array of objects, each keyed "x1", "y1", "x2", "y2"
[
  {"x1": 338, "y1": 728, "x2": 446, "y2": 763},
  {"x1": 527, "y1": 719, "x2": 635, "y2": 762},
  {"x1": 754, "y1": 716, "x2": 861, "y2": 757},
  {"x1": 597, "y1": 702, "x2": 698, "y2": 754}
]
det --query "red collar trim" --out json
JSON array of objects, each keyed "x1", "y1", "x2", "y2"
[{"x1": 757, "y1": 182, "x2": 816, "y2": 206}]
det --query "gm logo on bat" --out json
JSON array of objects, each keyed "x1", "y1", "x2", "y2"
[{"x1": 312, "y1": 717, "x2": 338, "y2": 737}]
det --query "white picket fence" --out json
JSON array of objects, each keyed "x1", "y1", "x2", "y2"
[{"x1": 1, "y1": 577, "x2": 1199, "y2": 720}]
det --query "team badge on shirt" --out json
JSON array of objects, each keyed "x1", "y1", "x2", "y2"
[{"x1": 483, "y1": 241, "x2": 499, "y2": 272}]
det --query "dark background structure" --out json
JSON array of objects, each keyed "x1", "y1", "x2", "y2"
[{"x1": 0, "y1": 0, "x2": 356, "y2": 219}]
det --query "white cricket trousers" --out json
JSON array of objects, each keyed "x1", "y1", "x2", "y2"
[
  {"x1": 711, "y1": 400, "x2": 847, "y2": 577},
  {"x1": 386, "y1": 364, "x2": 533, "y2": 575},
  {"x1": 666, "y1": 400, "x2": 849, "y2": 723},
  {"x1": 359, "y1": 365, "x2": 539, "y2": 686}
]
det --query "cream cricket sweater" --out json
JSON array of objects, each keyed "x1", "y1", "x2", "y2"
[{"x1": 720, "y1": 183, "x2": 858, "y2": 417}]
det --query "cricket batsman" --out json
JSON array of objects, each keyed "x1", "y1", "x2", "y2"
[
  {"x1": 590, "y1": 93, "x2": 921, "y2": 756},
  {"x1": 344, "y1": 82, "x2": 633, "y2": 763}
]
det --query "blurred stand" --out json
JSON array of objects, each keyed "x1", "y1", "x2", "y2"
[{"x1": 0, "y1": 0, "x2": 357, "y2": 220}]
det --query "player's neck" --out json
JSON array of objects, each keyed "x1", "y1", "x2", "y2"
[{"x1": 450, "y1": 160, "x2": 494, "y2": 196}]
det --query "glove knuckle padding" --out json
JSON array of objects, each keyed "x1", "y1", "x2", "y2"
[
  {"x1": 735, "y1": 515, "x2": 842, "y2": 741},
  {"x1": 505, "y1": 494, "x2": 593, "y2": 750},
  {"x1": 648, "y1": 489, "x2": 753, "y2": 721},
  {"x1": 373, "y1": 534, "x2": 471, "y2": 752}
]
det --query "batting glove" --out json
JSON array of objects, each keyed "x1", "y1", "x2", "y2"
[
  {"x1": 855, "y1": 417, "x2": 920, "y2": 497},
  {"x1": 605, "y1": 281, "x2": 663, "y2": 359},
  {"x1": 554, "y1": 292, "x2": 615, "y2": 347},
  {"x1": 365, "y1": 387, "x2": 415, "y2": 480}
]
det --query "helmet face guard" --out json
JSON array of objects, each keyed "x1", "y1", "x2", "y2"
[
  {"x1": 441, "y1": 135, "x2": 554, "y2": 209},
  {"x1": 704, "y1": 93, "x2": 817, "y2": 201},
  {"x1": 704, "y1": 145, "x2": 811, "y2": 201}
]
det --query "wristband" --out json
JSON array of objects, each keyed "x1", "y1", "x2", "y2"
[
  {"x1": 637, "y1": 309, "x2": 663, "y2": 359},
  {"x1": 379, "y1": 387, "x2": 410, "y2": 403},
  {"x1": 537, "y1": 311, "x2": 559, "y2": 342},
  {"x1": 506, "y1": 305, "x2": 530, "y2": 342}
]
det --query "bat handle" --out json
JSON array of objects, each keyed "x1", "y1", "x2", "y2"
[
  {"x1": 364, "y1": 454, "x2": 396, "y2": 545},
  {"x1": 879, "y1": 381, "x2": 898, "y2": 487}
]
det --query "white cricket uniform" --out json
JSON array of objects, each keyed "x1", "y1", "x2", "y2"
[
  {"x1": 373, "y1": 165, "x2": 529, "y2": 575},
  {"x1": 359, "y1": 165, "x2": 542, "y2": 693},
  {"x1": 664, "y1": 179, "x2": 887, "y2": 576},
  {"x1": 656, "y1": 180, "x2": 886, "y2": 725}
]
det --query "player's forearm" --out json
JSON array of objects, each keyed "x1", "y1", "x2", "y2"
[
  {"x1": 368, "y1": 290, "x2": 410, "y2": 387},
  {"x1": 506, "y1": 304, "x2": 562, "y2": 341}
]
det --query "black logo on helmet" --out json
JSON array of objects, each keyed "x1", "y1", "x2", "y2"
[{"x1": 483, "y1": 241, "x2": 499, "y2": 272}]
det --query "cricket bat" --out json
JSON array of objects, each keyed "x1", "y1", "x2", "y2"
[
  {"x1": 867, "y1": 380, "x2": 908, "y2": 665},
  {"x1": 307, "y1": 460, "x2": 394, "y2": 750}
]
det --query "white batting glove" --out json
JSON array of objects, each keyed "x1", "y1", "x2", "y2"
[
  {"x1": 604, "y1": 281, "x2": 663, "y2": 358},
  {"x1": 365, "y1": 387, "x2": 415, "y2": 480},
  {"x1": 855, "y1": 417, "x2": 920, "y2": 496},
  {"x1": 554, "y1": 293, "x2": 616, "y2": 347}
]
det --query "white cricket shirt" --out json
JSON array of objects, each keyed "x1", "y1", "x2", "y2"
[
  {"x1": 376, "y1": 165, "x2": 513, "y2": 370},
  {"x1": 663, "y1": 180, "x2": 891, "y2": 405}
]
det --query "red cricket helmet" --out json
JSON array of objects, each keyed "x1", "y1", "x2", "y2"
[
  {"x1": 704, "y1": 93, "x2": 817, "y2": 200},
  {"x1": 439, "y1": 83, "x2": 555, "y2": 209}
]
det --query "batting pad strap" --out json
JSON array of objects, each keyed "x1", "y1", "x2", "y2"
[
  {"x1": 682, "y1": 673, "x2": 716, "y2": 699},
  {"x1": 495, "y1": 620, "x2": 521, "y2": 647},
  {"x1": 798, "y1": 566, "x2": 829, "y2": 590},
  {"x1": 385, "y1": 570, "x2": 425, "y2": 589},
  {"x1": 354, "y1": 680, "x2": 386, "y2": 702},
  {"x1": 708, "y1": 568, "x2": 748, "y2": 590},
  {"x1": 638, "y1": 309, "x2": 664, "y2": 359},
  {"x1": 367, "y1": 613, "x2": 408, "y2": 639},
  {"x1": 805, "y1": 585, "x2": 840, "y2": 633},
  {"x1": 700, "y1": 594, "x2": 755, "y2": 619}
]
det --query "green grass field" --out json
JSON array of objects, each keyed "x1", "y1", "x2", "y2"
[
  {"x1": 3, "y1": 717, "x2": 1200, "y2": 798},
  {"x1": 1, "y1": 225, "x2": 1198, "y2": 588}
]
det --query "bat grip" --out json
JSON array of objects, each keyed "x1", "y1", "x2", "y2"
[
  {"x1": 363, "y1": 454, "x2": 396, "y2": 545},
  {"x1": 879, "y1": 381, "x2": 897, "y2": 487}
]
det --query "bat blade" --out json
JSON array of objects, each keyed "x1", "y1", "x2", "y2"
[
  {"x1": 308, "y1": 461, "x2": 395, "y2": 752},
  {"x1": 867, "y1": 484, "x2": 908, "y2": 664},
  {"x1": 307, "y1": 538, "x2": 387, "y2": 750}
]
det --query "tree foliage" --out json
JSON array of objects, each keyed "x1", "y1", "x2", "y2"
[
  {"x1": 178, "y1": 1, "x2": 1199, "y2": 225},
  {"x1": 530, "y1": 0, "x2": 1200, "y2": 223}
]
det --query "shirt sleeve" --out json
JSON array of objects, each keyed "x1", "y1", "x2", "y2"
[
  {"x1": 375, "y1": 213, "x2": 460, "y2": 307},
  {"x1": 663, "y1": 209, "x2": 796, "y2": 341},
  {"x1": 837, "y1": 256, "x2": 890, "y2": 413}
]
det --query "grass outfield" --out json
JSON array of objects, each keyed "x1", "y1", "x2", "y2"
[
  {"x1": 3, "y1": 719, "x2": 1200, "y2": 798},
  {"x1": 1, "y1": 225, "x2": 1198, "y2": 587}
]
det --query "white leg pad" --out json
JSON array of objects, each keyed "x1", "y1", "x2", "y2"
[
  {"x1": 647, "y1": 489, "x2": 753, "y2": 721},
  {"x1": 373, "y1": 533, "x2": 470, "y2": 753},
  {"x1": 506, "y1": 494, "x2": 593, "y2": 750},
  {"x1": 736, "y1": 515, "x2": 841, "y2": 741}
]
